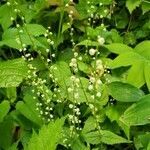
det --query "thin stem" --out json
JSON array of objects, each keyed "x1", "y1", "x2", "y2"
[{"x1": 56, "y1": 6, "x2": 64, "y2": 55}]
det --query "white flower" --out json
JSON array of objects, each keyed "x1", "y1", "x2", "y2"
[
  {"x1": 97, "y1": 36, "x2": 105, "y2": 45},
  {"x1": 88, "y1": 85, "x2": 93, "y2": 91},
  {"x1": 68, "y1": 87, "x2": 73, "y2": 92},
  {"x1": 96, "y1": 60, "x2": 102, "y2": 66},
  {"x1": 7, "y1": 2, "x2": 11, "y2": 6},
  {"x1": 96, "y1": 92, "x2": 102, "y2": 97},
  {"x1": 74, "y1": 52, "x2": 78, "y2": 57},
  {"x1": 89, "y1": 104, "x2": 94, "y2": 109},
  {"x1": 74, "y1": 93, "x2": 79, "y2": 99},
  {"x1": 78, "y1": 56, "x2": 82, "y2": 61},
  {"x1": 89, "y1": 48, "x2": 97, "y2": 56},
  {"x1": 46, "y1": 49, "x2": 50, "y2": 53},
  {"x1": 52, "y1": 54, "x2": 55, "y2": 57},
  {"x1": 69, "y1": 104, "x2": 74, "y2": 109},
  {"x1": 104, "y1": 9, "x2": 108, "y2": 13},
  {"x1": 70, "y1": 76, "x2": 76, "y2": 81},
  {"x1": 90, "y1": 77, "x2": 96, "y2": 83},
  {"x1": 10, "y1": 17, "x2": 14, "y2": 21}
]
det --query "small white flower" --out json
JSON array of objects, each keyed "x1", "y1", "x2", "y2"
[
  {"x1": 100, "y1": 15, "x2": 103, "y2": 18},
  {"x1": 65, "y1": 4, "x2": 69, "y2": 7},
  {"x1": 89, "y1": 104, "x2": 94, "y2": 109},
  {"x1": 96, "y1": 92, "x2": 102, "y2": 97},
  {"x1": 52, "y1": 53, "x2": 55, "y2": 57},
  {"x1": 50, "y1": 114, "x2": 53, "y2": 118},
  {"x1": 68, "y1": 87, "x2": 73, "y2": 92},
  {"x1": 70, "y1": 10, "x2": 73, "y2": 14},
  {"x1": 89, "y1": 48, "x2": 97, "y2": 56},
  {"x1": 46, "y1": 49, "x2": 50, "y2": 53},
  {"x1": 90, "y1": 77, "x2": 96, "y2": 83},
  {"x1": 88, "y1": 84, "x2": 93, "y2": 91},
  {"x1": 7, "y1": 2, "x2": 11, "y2": 6},
  {"x1": 74, "y1": 52, "x2": 78, "y2": 57},
  {"x1": 97, "y1": 36, "x2": 105, "y2": 45},
  {"x1": 70, "y1": 76, "x2": 76, "y2": 81},
  {"x1": 10, "y1": 17, "x2": 14, "y2": 21},
  {"x1": 104, "y1": 9, "x2": 108, "y2": 13},
  {"x1": 74, "y1": 93, "x2": 79, "y2": 99},
  {"x1": 99, "y1": 3, "x2": 103, "y2": 6},
  {"x1": 16, "y1": 24, "x2": 20, "y2": 28},
  {"x1": 69, "y1": 104, "x2": 74, "y2": 109}
]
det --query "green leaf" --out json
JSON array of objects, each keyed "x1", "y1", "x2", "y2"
[
  {"x1": 120, "y1": 94, "x2": 150, "y2": 126},
  {"x1": 71, "y1": 137, "x2": 89, "y2": 150},
  {"x1": 108, "y1": 81, "x2": 144, "y2": 102},
  {"x1": 0, "y1": 58, "x2": 28, "y2": 87},
  {"x1": 126, "y1": 0, "x2": 141, "y2": 13},
  {"x1": 25, "y1": 118, "x2": 65, "y2": 150},
  {"x1": 134, "y1": 40, "x2": 150, "y2": 60},
  {"x1": 100, "y1": 130, "x2": 131, "y2": 145},
  {"x1": 82, "y1": 117, "x2": 97, "y2": 134},
  {"x1": 144, "y1": 62, "x2": 150, "y2": 91},
  {"x1": 16, "y1": 92, "x2": 43, "y2": 126},
  {"x1": 0, "y1": 116, "x2": 14, "y2": 149},
  {"x1": 6, "y1": 87, "x2": 17, "y2": 103},
  {"x1": 83, "y1": 130, "x2": 130, "y2": 145},
  {"x1": 142, "y1": 1, "x2": 150, "y2": 14},
  {"x1": 105, "y1": 43, "x2": 133, "y2": 54},
  {"x1": 134, "y1": 133, "x2": 150, "y2": 150},
  {"x1": 0, "y1": 100, "x2": 10, "y2": 122},
  {"x1": 24, "y1": 24, "x2": 46, "y2": 37},
  {"x1": 110, "y1": 52, "x2": 142, "y2": 69},
  {"x1": 127, "y1": 60, "x2": 145, "y2": 88},
  {"x1": 0, "y1": 4, "x2": 16, "y2": 30},
  {"x1": 51, "y1": 61, "x2": 71, "y2": 88},
  {"x1": 78, "y1": 61, "x2": 91, "y2": 74}
]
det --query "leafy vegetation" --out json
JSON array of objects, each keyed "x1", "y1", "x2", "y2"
[{"x1": 0, "y1": 0, "x2": 150, "y2": 149}]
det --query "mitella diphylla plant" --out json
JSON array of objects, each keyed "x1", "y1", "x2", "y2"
[{"x1": 0, "y1": 0, "x2": 150, "y2": 150}]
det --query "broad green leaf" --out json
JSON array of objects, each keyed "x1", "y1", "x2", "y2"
[
  {"x1": 142, "y1": 2, "x2": 150, "y2": 14},
  {"x1": 25, "y1": 118, "x2": 65, "y2": 150},
  {"x1": 78, "y1": 61, "x2": 91, "y2": 74},
  {"x1": 144, "y1": 62, "x2": 150, "y2": 91},
  {"x1": 148, "y1": 142, "x2": 150, "y2": 150},
  {"x1": 126, "y1": 0, "x2": 141, "y2": 13},
  {"x1": 106, "y1": 104, "x2": 131, "y2": 138},
  {"x1": 16, "y1": 92, "x2": 43, "y2": 126},
  {"x1": 134, "y1": 40, "x2": 150, "y2": 60},
  {"x1": 8, "y1": 142, "x2": 18, "y2": 150},
  {"x1": 1, "y1": 28, "x2": 47, "y2": 50},
  {"x1": 0, "y1": 4, "x2": 16, "y2": 30},
  {"x1": 105, "y1": 43, "x2": 133, "y2": 54},
  {"x1": 0, "y1": 116, "x2": 14, "y2": 149},
  {"x1": 51, "y1": 61, "x2": 71, "y2": 88},
  {"x1": 6, "y1": 87, "x2": 17, "y2": 103},
  {"x1": 127, "y1": 61, "x2": 145, "y2": 88},
  {"x1": 110, "y1": 52, "x2": 142, "y2": 69},
  {"x1": 0, "y1": 100, "x2": 10, "y2": 122},
  {"x1": 100, "y1": 130, "x2": 130, "y2": 145},
  {"x1": 83, "y1": 130, "x2": 130, "y2": 145},
  {"x1": 71, "y1": 137, "x2": 89, "y2": 150},
  {"x1": 134, "y1": 133, "x2": 150, "y2": 150},
  {"x1": 120, "y1": 94, "x2": 150, "y2": 126},
  {"x1": 82, "y1": 117, "x2": 97, "y2": 134},
  {"x1": 0, "y1": 58, "x2": 28, "y2": 87},
  {"x1": 108, "y1": 81, "x2": 144, "y2": 102},
  {"x1": 24, "y1": 24, "x2": 46, "y2": 37}
]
